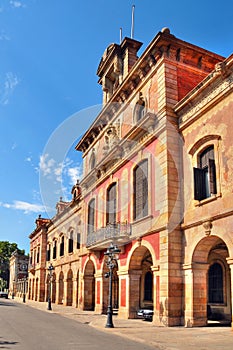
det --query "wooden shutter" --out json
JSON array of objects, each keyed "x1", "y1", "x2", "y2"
[
  {"x1": 209, "y1": 159, "x2": 217, "y2": 194},
  {"x1": 193, "y1": 167, "x2": 205, "y2": 200}
]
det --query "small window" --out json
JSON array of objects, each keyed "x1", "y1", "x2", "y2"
[
  {"x1": 88, "y1": 199, "x2": 95, "y2": 234},
  {"x1": 77, "y1": 233, "x2": 81, "y2": 249},
  {"x1": 60, "y1": 236, "x2": 64, "y2": 256},
  {"x1": 133, "y1": 160, "x2": 148, "y2": 220},
  {"x1": 46, "y1": 244, "x2": 51, "y2": 261},
  {"x1": 90, "y1": 151, "x2": 96, "y2": 170},
  {"x1": 53, "y1": 241, "x2": 57, "y2": 259},
  {"x1": 194, "y1": 146, "x2": 217, "y2": 201},
  {"x1": 36, "y1": 248, "x2": 40, "y2": 263},
  {"x1": 68, "y1": 231, "x2": 73, "y2": 254},
  {"x1": 208, "y1": 262, "x2": 224, "y2": 304},
  {"x1": 106, "y1": 183, "x2": 117, "y2": 224}
]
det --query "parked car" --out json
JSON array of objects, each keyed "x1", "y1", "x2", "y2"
[
  {"x1": 0, "y1": 291, "x2": 8, "y2": 299},
  {"x1": 137, "y1": 306, "x2": 153, "y2": 321}
]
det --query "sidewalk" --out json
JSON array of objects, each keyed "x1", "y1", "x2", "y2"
[{"x1": 13, "y1": 298, "x2": 233, "y2": 350}]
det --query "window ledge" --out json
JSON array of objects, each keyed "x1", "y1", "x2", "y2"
[
  {"x1": 194, "y1": 193, "x2": 222, "y2": 207},
  {"x1": 132, "y1": 214, "x2": 153, "y2": 226}
]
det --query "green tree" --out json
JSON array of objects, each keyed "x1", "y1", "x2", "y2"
[{"x1": 0, "y1": 241, "x2": 25, "y2": 288}]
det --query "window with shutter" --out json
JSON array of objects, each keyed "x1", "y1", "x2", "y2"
[
  {"x1": 193, "y1": 146, "x2": 217, "y2": 201},
  {"x1": 133, "y1": 160, "x2": 148, "y2": 220},
  {"x1": 106, "y1": 183, "x2": 117, "y2": 224}
]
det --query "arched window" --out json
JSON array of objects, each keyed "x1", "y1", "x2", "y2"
[
  {"x1": 133, "y1": 160, "x2": 148, "y2": 220},
  {"x1": 106, "y1": 183, "x2": 117, "y2": 224},
  {"x1": 46, "y1": 244, "x2": 51, "y2": 261},
  {"x1": 53, "y1": 240, "x2": 57, "y2": 259},
  {"x1": 60, "y1": 236, "x2": 64, "y2": 257},
  {"x1": 89, "y1": 151, "x2": 96, "y2": 170},
  {"x1": 208, "y1": 262, "x2": 224, "y2": 304},
  {"x1": 88, "y1": 199, "x2": 95, "y2": 234},
  {"x1": 76, "y1": 233, "x2": 81, "y2": 249},
  {"x1": 68, "y1": 231, "x2": 74, "y2": 254},
  {"x1": 144, "y1": 271, "x2": 153, "y2": 301},
  {"x1": 194, "y1": 145, "x2": 217, "y2": 201}
]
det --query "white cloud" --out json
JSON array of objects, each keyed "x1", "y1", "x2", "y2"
[
  {"x1": 0, "y1": 72, "x2": 20, "y2": 105},
  {"x1": 39, "y1": 153, "x2": 56, "y2": 176},
  {"x1": 0, "y1": 200, "x2": 46, "y2": 214},
  {"x1": 0, "y1": 30, "x2": 10, "y2": 40},
  {"x1": 10, "y1": 1, "x2": 25, "y2": 8},
  {"x1": 67, "y1": 164, "x2": 83, "y2": 185}
]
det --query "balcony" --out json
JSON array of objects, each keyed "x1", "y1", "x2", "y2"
[{"x1": 86, "y1": 222, "x2": 131, "y2": 250}]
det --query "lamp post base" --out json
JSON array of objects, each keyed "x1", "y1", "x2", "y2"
[
  {"x1": 105, "y1": 307, "x2": 114, "y2": 328},
  {"x1": 47, "y1": 299, "x2": 52, "y2": 311}
]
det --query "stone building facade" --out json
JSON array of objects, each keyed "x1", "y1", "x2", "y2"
[
  {"x1": 9, "y1": 250, "x2": 29, "y2": 298},
  {"x1": 28, "y1": 28, "x2": 233, "y2": 327}
]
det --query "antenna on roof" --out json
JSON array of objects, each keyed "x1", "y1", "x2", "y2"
[
  {"x1": 120, "y1": 27, "x2": 123, "y2": 44},
  {"x1": 131, "y1": 4, "x2": 135, "y2": 39}
]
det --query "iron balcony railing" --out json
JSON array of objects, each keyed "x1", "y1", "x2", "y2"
[{"x1": 86, "y1": 222, "x2": 131, "y2": 248}]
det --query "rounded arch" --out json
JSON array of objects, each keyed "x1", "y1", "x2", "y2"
[
  {"x1": 51, "y1": 272, "x2": 56, "y2": 303},
  {"x1": 188, "y1": 135, "x2": 221, "y2": 157},
  {"x1": 192, "y1": 235, "x2": 230, "y2": 263},
  {"x1": 66, "y1": 269, "x2": 73, "y2": 306},
  {"x1": 186, "y1": 235, "x2": 232, "y2": 326},
  {"x1": 126, "y1": 240, "x2": 157, "y2": 271},
  {"x1": 83, "y1": 259, "x2": 96, "y2": 311},
  {"x1": 58, "y1": 271, "x2": 64, "y2": 304},
  {"x1": 127, "y1": 242, "x2": 155, "y2": 318}
]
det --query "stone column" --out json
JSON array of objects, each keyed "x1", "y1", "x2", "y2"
[
  {"x1": 63, "y1": 279, "x2": 68, "y2": 306},
  {"x1": 227, "y1": 258, "x2": 233, "y2": 328},
  {"x1": 128, "y1": 270, "x2": 142, "y2": 319},
  {"x1": 183, "y1": 262, "x2": 209, "y2": 327},
  {"x1": 117, "y1": 270, "x2": 129, "y2": 319},
  {"x1": 151, "y1": 265, "x2": 160, "y2": 325}
]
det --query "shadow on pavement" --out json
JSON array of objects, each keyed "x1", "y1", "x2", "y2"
[{"x1": 0, "y1": 337, "x2": 18, "y2": 348}]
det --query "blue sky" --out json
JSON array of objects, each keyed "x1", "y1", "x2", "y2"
[{"x1": 0, "y1": 0, "x2": 232, "y2": 254}]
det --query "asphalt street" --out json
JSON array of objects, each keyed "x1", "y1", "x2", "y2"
[{"x1": 0, "y1": 299, "x2": 156, "y2": 350}]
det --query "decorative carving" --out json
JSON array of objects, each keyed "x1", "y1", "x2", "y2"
[
  {"x1": 214, "y1": 62, "x2": 230, "y2": 78},
  {"x1": 202, "y1": 220, "x2": 213, "y2": 236},
  {"x1": 180, "y1": 73, "x2": 233, "y2": 125}
]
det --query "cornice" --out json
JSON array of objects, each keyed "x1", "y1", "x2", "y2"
[{"x1": 178, "y1": 63, "x2": 233, "y2": 130}]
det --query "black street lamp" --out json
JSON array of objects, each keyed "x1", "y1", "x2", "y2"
[
  {"x1": 47, "y1": 263, "x2": 54, "y2": 311},
  {"x1": 104, "y1": 243, "x2": 121, "y2": 328}
]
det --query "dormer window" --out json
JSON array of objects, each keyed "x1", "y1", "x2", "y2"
[
  {"x1": 90, "y1": 150, "x2": 96, "y2": 170},
  {"x1": 134, "y1": 95, "x2": 146, "y2": 123}
]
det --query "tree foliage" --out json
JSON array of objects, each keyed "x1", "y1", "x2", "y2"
[{"x1": 0, "y1": 241, "x2": 25, "y2": 288}]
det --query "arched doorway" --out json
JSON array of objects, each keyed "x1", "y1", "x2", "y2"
[
  {"x1": 58, "y1": 271, "x2": 64, "y2": 304},
  {"x1": 185, "y1": 236, "x2": 232, "y2": 326},
  {"x1": 46, "y1": 275, "x2": 50, "y2": 301},
  {"x1": 66, "y1": 269, "x2": 73, "y2": 306},
  {"x1": 51, "y1": 273, "x2": 56, "y2": 303},
  {"x1": 76, "y1": 270, "x2": 79, "y2": 308},
  {"x1": 83, "y1": 260, "x2": 95, "y2": 311},
  {"x1": 128, "y1": 246, "x2": 153, "y2": 318}
]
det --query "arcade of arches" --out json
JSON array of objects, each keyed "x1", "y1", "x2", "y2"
[{"x1": 28, "y1": 236, "x2": 232, "y2": 327}]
